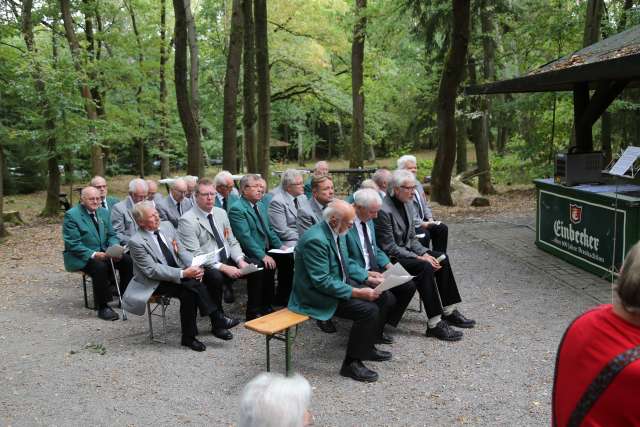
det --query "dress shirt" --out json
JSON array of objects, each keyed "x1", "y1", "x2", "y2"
[
  {"x1": 328, "y1": 224, "x2": 347, "y2": 283},
  {"x1": 142, "y1": 228, "x2": 184, "y2": 278},
  {"x1": 196, "y1": 206, "x2": 224, "y2": 268},
  {"x1": 354, "y1": 217, "x2": 372, "y2": 271}
]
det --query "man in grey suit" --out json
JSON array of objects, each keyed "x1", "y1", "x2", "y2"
[
  {"x1": 157, "y1": 178, "x2": 193, "y2": 228},
  {"x1": 372, "y1": 168, "x2": 391, "y2": 200},
  {"x1": 146, "y1": 179, "x2": 163, "y2": 205},
  {"x1": 177, "y1": 178, "x2": 258, "y2": 321},
  {"x1": 111, "y1": 178, "x2": 148, "y2": 246},
  {"x1": 123, "y1": 201, "x2": 238, "y2": 351},
  {"x1": 398, "y1": 155, "x2": 449, "y2": 252},
  {"x1": 374, "y1": 169, "x2": 474, "y2": 342},
  {"x1": 296, "y1": 174, "x2": 334, "y2": 237}
]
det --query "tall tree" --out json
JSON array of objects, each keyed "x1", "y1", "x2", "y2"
[
  {"x1": 242, "y1": 0, "x2": 257, "y2": 172},
  {"x1": 350, "y1": 0, "x2": 366, "y2": 169},
  {"x1": 173, "y1": 0, "x2": 202, "y2": 177},
  {"x1": 0, "y1": 141, "x2": 5, "y2": 237},
  {"x1": 254, "y1": 0, "x2": 270, "y2": 179},
  {"x1": 59, "y1": 0, "x2": 103, "y2": 176},
  {"x1": 222, "y1": 0, "x2": 244, "y2": 173},
  {"x1": 159, "y1": 0, "x2": 170, "y2": 178},
  {"x1": 431, "y1": 0, "x2": 470, "y2": 205},
  {"x1": 21, "y1": 0, "x2": 60, "y2": 216}
]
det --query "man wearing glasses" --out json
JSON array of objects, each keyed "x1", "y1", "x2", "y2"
[
  {"x1": 157, "y1": 178, "x2": 193, "y2": 228},
  {"x1": 374, "y1": 169, "x2": 475, "y2": 341},
  {"x1": 90, "y1": 176, "x2": 119, "y2": 214}
]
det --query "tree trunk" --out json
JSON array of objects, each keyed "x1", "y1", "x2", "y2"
[
  {"x1": 254, "y1": 0, "x2": 271, "y2": 179},
  {"x1": 242, "y1": 0, "x2": 257, "y2": 172},
  {"x1": 59, "y1": 0, "x2": 103, "y2": 176},
  {"x1": 184, "y1": 0, "x2": 203, "y2": 175},
  {"x1": 0, "y1": 142, "x2": 6, "y2": 237},
  {"x1": 478, "y1": 0, "x2": 496, "y2": 194},
  {"x1": 297, "y1": 130, "x2": 304, "y2": 166},
  {"x1": 159, "y1": 0, "x2": 170, "y2": 178},
  {"x1": 222, "y1": 0, "x2": 244, "y2": 173},
  {"x1": 173, "y1": 0, "x2": 202, "y2": 177},
  {"x1": 583, "y1": 0, "x2": 604, "y2": 47},
  {"x1": 431, "y1": 0, "x2": 471, "y2": 205},
  {"x1": 350, "y1": 0, "x2": 366, "y2": 169},
  {"x1": 456, "y1": 116, "x2": 467, "y2": 174}
]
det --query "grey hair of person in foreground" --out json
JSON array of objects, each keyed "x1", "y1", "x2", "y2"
[
  {"x1": 239, "y1": 373, "x2": 312, "y2": 427},
  {"x1": 214, "y1": 170, "x2": 234, "y2": 186},
  {"x1": 615, "y1": 241, "x2": 640, "y2": 313},
  {"x1": 131, "y1": 200, "x2": 155, "y2": 224},
  {"x1": 389, "y1": 169, "x2": 415, "y2": 194},
  {"x1": 128, "y1": 178, "x2": 149, "y2": 193},
  {"x1": 281, "y1": 168, "x2": 303, "y2": 187},
  {"x1": 239, "y1": 173, "x2": 261, "y2": 192},
  {"x1": 353, "y1": 188, "x2": 382, "y2": 209},
  {"x1": 397, "y1": 154, "x2": 417, "y2": 170}
]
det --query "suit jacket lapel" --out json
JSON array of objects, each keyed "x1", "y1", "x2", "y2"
[
  {"x1": 81, "y1": 208, "x2": 101, "y2": 242},
  {"x1": 350, "y1": 225, "x2": 365, "y2": 264},
  {"x1": 246, "y1": 199, "x2": 267, "y2": 238},
  {"x1": 141, "y1": 232, "x2": 165, "y2": 263},
  {"x1": 197, "y1": 209, "x2": 215, "y2": 237}
]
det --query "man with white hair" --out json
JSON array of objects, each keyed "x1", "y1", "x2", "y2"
[
  {"x1": 346, "y1": 189, "x2": 417, "y2": 344},
  {"x1": 214, "y1": 171, "x2": 240, "y2": 212},
  {"x1": 303, "y1": 160, "x2": 329, "y2": 199},
  {"x1": 374, "y1": 169, "x2": 475, "y2": 341},
  {"x1": 288, "y1": 200, "x2": 392, "y2": 382},
  {"x1": 111, "y1": 178, "x2": 148, "y2": 246},
  {"x1": 184, "y1": 175, "x2": 198, "y2": 201},
  {"x1": 397, "y1": 155, "x2": 448, "y2": 252},
  {"x1": 372, "y1": 168, "x2": 392, "y2": 200},
  {"x1": 90, "y1": 175, "x2": 119, "y2": 213},
  {"x1": 63, "y1": 186, "x2": 133, "y2": 320},
  {"x1": 157, "y1": 178, "x2": 193, "y2": 228},
  {"x1": 145, "y1": 179, "x2": 163, "y2": 204}
]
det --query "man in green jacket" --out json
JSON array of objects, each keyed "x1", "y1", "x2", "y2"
[
  {"x1": 228, "y1": 174, "x2": 292, "y2": 320},
  {"x1": 63, "y1": 186, "x2": 132, "y2": 320},
  {"x1": 288, "y1": 199, "x2": 394, "y2": 383}
]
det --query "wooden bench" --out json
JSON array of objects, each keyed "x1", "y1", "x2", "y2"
[{"x1": 244, "y1": 308, "x2": 309, "y2": 375}]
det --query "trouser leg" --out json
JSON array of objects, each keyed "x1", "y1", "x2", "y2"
[
  {"x1": 429, "y1": 223, "x2": 449, "y2": 253},
  {"x1": 387, "y1": 281, "x2": 417, "y2": 326},
  {"x1": 333, "y1": 298, "x2": 379, "y2": 360},
  {"x1": 157, "y1": 283, "x2": 197, "y2": 340},
  {"x1": 114, "y1": 253, "x2": 133, "y2": 292},
  {"x1": 375, "y1": 290, "x2": 396, "y2": 337},
  {"x1": 427, "y1": 250, "x2": 462, "y2": 308},
  {"x1": 398, "y1": 257, "x2": 444, "y2": 318},
  {"x1": 81, "y1": 259, "x2": 111, "y2": 308},
  {"x1": 180, "y1": 277, "x2": 217, "y2": 317},
  {"x1": 202, "y1": 268, "x2": 225, "y2": 313},
  {"x1": 273, "y1": 253, "x2": 294, "y2": 306}
]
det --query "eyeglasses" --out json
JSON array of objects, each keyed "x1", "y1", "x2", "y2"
[
  {"x1": 400, "y1": 185, "x2": 416, "y2": 191},
  {"x1": 198, "y1": 192, "x2": 216, "y2": 197}
]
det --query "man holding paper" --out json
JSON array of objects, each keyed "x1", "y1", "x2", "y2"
[
  {"x1": 346, "y1": 189, "x2": 417, "y2": 343},
  {"x1": 374, "y1": 169, "x2": 475, "y2": 342},
  {"x1": 288, "y1": 200, "x2": 393, "y2": 382}
]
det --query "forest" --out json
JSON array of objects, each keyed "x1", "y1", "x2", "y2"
[{"x1": 1, "y1": 0, "x2": 639, "y2": 235}]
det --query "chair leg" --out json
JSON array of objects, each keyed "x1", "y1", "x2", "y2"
[{"x1": 147, "y1": 302, "x2": 154, "y2": 341}]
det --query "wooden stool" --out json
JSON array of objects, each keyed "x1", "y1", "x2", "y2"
[{"x1": 244, "y1": 308, "x2": 309, "y2": 375}]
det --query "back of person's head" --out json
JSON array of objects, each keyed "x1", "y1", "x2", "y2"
[
  {"x1": 239, "y1": 373, "x2": 311, "y2": 427},
  {"x1": 616, "y1": 242, "x2": 640, "y2": 312}
]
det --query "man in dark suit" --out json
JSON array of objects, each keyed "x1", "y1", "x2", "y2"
[
  {"x1": 346, "y1": 189, "x2": 416, "y2": 344},
  {"x1": 229, "y1": 174, "x2": 293, "y2": 319},
  {"x1": 63, "y1": 186, "x2": 133, "y2": 320},
  {"x1": 123, "y1": 201, "x2": 238, "y2": 351},
  {"x1": 111, "y1": 178, "x2": 148, "y2": 246},
  {"x1": 157, "y1": 178, "x2": 193, "y2": 228},
  {"x1": 288, "y1": 200, "x2": 392, "y2": 382},
  {"x1": 296, "y1": 174, "x2": 334, "y2": 236},
  {"x1": 398, "y1": 155, "x2": 449, "y2": 252},
  {"x1": 90, "y1": 176, "x2": 119, "y2": 214},
  {"x1": 374, "y1": 169, "x2": 475, "y2": 341}
]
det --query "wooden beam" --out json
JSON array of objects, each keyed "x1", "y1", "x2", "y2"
[{"x1": 573, "y1": 82, "x2": 592, "y2": 152}]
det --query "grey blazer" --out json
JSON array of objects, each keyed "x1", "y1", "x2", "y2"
[
  {"x1": 374, "y1": 195, "x2": 428, "y2": 260},
  {"x1": 122, "y1": 221, "x2": 192, "y2": 316},
  {"x1": 296, "y1": 197, "x2": 323, "y2": 237},
  {"x1": 157, "y1": 194, "x2": 193, "y2": 228},
  {"x1": 268, "y1": 189, "x2": 305, "y2": 246},
  {"x1": 111, "y1": 197, "x2": 138, "y2": 246},
  {"x1": 412, "y1": 181, "x2": 433, "y2": 224},
  {"x1": 177, "y1": 205, "x2": 244, "y2": 269}
]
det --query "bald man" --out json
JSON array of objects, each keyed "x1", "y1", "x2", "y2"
[
  {"x1": 157, "y1": 178, "x2": 193, "y2": 228},
  {"x1": 90, "y1": 176, "x2": 119, "y2": 214}
]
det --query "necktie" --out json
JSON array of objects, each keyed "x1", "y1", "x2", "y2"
[
  {"x1": 223, "y1": 197, "x2": 228, "y2": 211},
  {"x1": 176, "y1": 201, "x2": 182, "y2": 216},
  {"x1": 253, "y1": 204, "x2": 270, "y2": 250},
  {"x1": 361, "y1": 221, "x2": 378, "y2": 270},
  {"x1": 89, "y1": 213, "x2": 100, "y2": 234},
  {"x1": 294, "y1": 197, "x2": 299, "y2": 210},
  {"x1": 154, "y1": 230, "x2": 178, "y2": 267},
  {"x1": 101, "y1": 199, "x2": 107, "y2": 209},
  {"x1": 207, "y1": 213, "x2": 229, "y2": 262},
  {"x1": 414, "y1": 190, "x2": 425, "y2": 220},
  {"x1": 336, "y1": 237, "x2": 349, "y2": 282}
]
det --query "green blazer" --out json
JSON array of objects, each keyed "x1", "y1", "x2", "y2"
[
  {"x1": 63, "y1": 204, "x2": 118, "y2": 271},
  {"x1": 228, "y1": 197, "x2": 282, "y2": 261},
  {"x1": 303, "y1": 176, "x2": 313, "y2": 200},
  {"x1": 103, "y1": 195, "x2": 120, "y2": 214},
  {"x1": 214, "y1": 193, "x2": 239, "y2": 211},
  {"x1": 288, "y1": 221, "x2": 366, "y2": 320},
  {"x1": 345, "y1": 219, "x2": 391, "y2": 270}
]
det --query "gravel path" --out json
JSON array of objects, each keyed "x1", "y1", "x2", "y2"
[{"x1": 0, "y1": 213, "x2": 610, "y2": 426}]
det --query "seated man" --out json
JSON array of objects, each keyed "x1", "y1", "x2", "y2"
[
  {"x1": 178, "y1": 178, "x2": 255, "y2": 326},
  {"x1": 157, "y1": 178, "x2": 193, "y2": 228},
  {"x1": 214, "y1": 171, "x2": 240, "y2": 211},
  {"x1": 90, "y1": 175, "x2": 119, "y2": 213},
  {"x1": 296, "y1": 175, "x2": 334, "y2": 237},
  {"x1": 398, "y1": 155, "x2": 448, "y2": 253},
  {"x1": 288, "y1": 200, "x2": 392, "y2": 383},
  {"x1": 229, "y1": 174, "x2": 292, "y2": 319},
  {"x1": 123, "y1": 201, "x2": 238, "y2": 351},
  {"x1": 374, "y1": 169, "x2": 475, "y2": 341},
  {"x1": 303, "y1": 160, "x2": 329, "y2": 199},
  {"x1": 345, "y1": 179, "x2": 379, "y2": 204},
  {"x1": 63, "y1": 186, "x2": 133, "y2": 320},
  {"x1": 184, "y1": 175, "x2": 198, "y2": 203},
  {"x1": 146, "y1": 179, "x2": 163, "y2": 205},
  {"x1": 346, "y1": 189, "x2": 416, "y2": 343},
  {"x1": 111, "y1": 178, "x2": 148, "y2": 246},
  {"x1": 371, "y1": 168, "x2": 391, "y2": 200}
]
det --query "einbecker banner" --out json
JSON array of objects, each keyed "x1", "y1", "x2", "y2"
[{"x1": 538, "y1": 190, "x2": 625, "y2": 274}]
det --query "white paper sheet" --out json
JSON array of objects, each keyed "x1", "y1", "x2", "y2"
[
  {"x1": 375, "y1": 274, "x2": 414, "y2": 292},
  {"x1": 191, "y1": 248, "x2": 223, "y2": 267},
  {"x1": 382, "y1": 262, "x2": 411, "y2": 279},
  {"x1": 268, "y1": 246, "x2": 295, "y2": 254},
  {"x1": 239, "y1": 264, "x2": 263, "y2": 275}
]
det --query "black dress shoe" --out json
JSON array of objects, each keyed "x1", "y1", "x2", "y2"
[
  {"x1": 340, "y1": 360, "x2": 378, "y2": 382},
  {"x1": 316, "y1": 319, "x2": 337, "y2": 334},
  {"x1": 261, "y1": 306, "x2": 274, "y2": 316},
  {"x1": 375, "y1": 332, "x2": 394, "y2": 345},
  {"x1": 212, "y1": 328, "x2": 233, "y2": 340},
  {"x1": 443, "y1": 309, "x2": 476, "y2": 328},
  {"x1": 367, "y1": 346, "x2": 392, "y2": 362},
  {"x1": 97, "y1": 306, "x2": 119, "y2": 321},
  {"x1": 246, "y1": 312, "x2": 262, "y2": 322},
  {"x1": 426, "y1": 320, "x2": 463, "y2": 341},
  {"x1": 181, "y1": 338, "x2": 206, "y2": 352},
  {"x1": 212, "y1": 312, "x2": 240, "y2": 330},
  {"x1": 223, "y1": 283, "x2": 235, "y2": 304}
]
